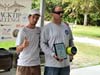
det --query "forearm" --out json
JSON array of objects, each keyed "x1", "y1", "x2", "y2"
[
  {"x1": 41, "y1": 42, "x2": 54, "y2": 56},
  {"x1": 69, "y1": 39, "x2": 74, "y2": 47},
  {"x1": 16, "y1": 44, "x2": 24, "y2": 53}
]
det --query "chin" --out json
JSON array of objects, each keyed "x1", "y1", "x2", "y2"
[{"x1": 31, "y1": 23, "x2": 35, "y2": 25}]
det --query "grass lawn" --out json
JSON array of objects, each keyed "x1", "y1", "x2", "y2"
[
  {"x1": 72, "y1": 42, "x2": 100, "y2": 68},
  {"x1": 72, "y1": 25, "x2": 100, "y2": 39},
  {"x1": 0, "y1": 40, "x2": 16, "y2": 50}
]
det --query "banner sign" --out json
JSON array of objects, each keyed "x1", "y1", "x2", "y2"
[{"x1": 0, "y1": 0, "x2": 32, "y2": 41}]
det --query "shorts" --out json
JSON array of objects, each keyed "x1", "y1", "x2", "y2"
[{"x1": 16, "y1": 65, "x2": 41, "y2": 75}]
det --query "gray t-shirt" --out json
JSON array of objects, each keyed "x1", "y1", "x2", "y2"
[
  {"x1": 41, "y1": 22, "x2": 74, "y2": 67},
  {"x1": 16, "y1": 27, "x2": 41, "y2": 66}
]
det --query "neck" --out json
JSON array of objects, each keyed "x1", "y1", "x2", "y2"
[
  {"x1": 53, "y1": 18, "x2": 61, "y2": 25},
  {"x1": 27, "y1": 24, "x2": 35, "y2": 29}
]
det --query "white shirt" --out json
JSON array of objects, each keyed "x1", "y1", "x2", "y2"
[
  {"x1": 41, "y1": 22, "x2": 74, "y2": 67},
  {"x1": 16, "y1": 27, "x2": 41, "y2": 66}
]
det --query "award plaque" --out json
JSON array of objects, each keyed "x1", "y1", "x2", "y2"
[{"x1": 53, "y1": 43, "x2": 67, "y2": 59}]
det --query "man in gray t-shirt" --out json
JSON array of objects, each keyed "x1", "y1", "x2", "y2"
[
  {"x1": 16, "y1": 9, "x2": 41, "y2": 75},
  {"x1": 41, "y1": 6, "x2": 74, "y2": 75}
]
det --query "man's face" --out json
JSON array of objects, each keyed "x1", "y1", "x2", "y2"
[
  {"x1": 52, "y1": 6, "x2": 64, "y2": 20},
  {"x1": 28, "y1": 14, "x2": 40, "y2": 26}
]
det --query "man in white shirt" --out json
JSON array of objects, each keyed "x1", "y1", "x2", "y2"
[
  {"x1": 16, "y1": 9, "x2": 41, "y2": 75},
  {"x1": 41, "y1": 6, "x2": 74, "y2": 75}
]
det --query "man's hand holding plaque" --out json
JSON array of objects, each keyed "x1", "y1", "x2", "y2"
[{"x1": 53, "y1": 43, "x2": 67, "y2": 62}]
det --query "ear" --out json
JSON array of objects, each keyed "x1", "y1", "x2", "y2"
[{"x1": 28, "y1": 15, "x2": 31, "y2": 19}]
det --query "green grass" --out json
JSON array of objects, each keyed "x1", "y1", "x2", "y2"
[
  {"x1": 0, "y1": 41, "x2": 15, "y2": 49},
  {"x1": 72, "y1": 25, "x2": 100, "y2": 39},
  {"x1": 72, "y1": 42, "x2": 100, "y2": 68}
]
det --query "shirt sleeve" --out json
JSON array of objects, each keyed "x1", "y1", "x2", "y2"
[
  {"x1": 16, "y1": 28, "x2": 25, "y2": 46},
  {"x1": 68, "y1": 26, "x2": 74, "y2": 47},
  {"x1": 40, "y1": 26, "x2": 55, "y2": 56}
]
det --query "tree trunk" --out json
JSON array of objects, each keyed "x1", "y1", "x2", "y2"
[
  {"x1": 75, "y1": 19, "x2": 77, "y2": 25},
  {"x1": 84, "y1": 13, "x2": 88, "y2": 26}
]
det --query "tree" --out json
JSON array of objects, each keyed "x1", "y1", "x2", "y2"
[
  {"x1": 64, "y1": 0, "x2": 94, "y2": 25},
  {"x1": 80, "y1": 0, "x2": 94, "y2": 25},
  {"x1": 94, "y1": 0, "x2": 100, "y2": 12},
  {"x1": 63, "y1": 0, "x2": 81, "y2": 24},
  {"x1": 31, "y1": 0, "x2": 40, "y2": 9}
]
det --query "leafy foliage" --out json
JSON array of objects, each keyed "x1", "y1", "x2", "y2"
[{"x1": 31, "y1": 0, "x2": 100, "y2": 26}]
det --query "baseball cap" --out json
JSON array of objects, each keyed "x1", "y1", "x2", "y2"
[{"x1": 29, "y1": 9, "x2": 40, "y2": 16}]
